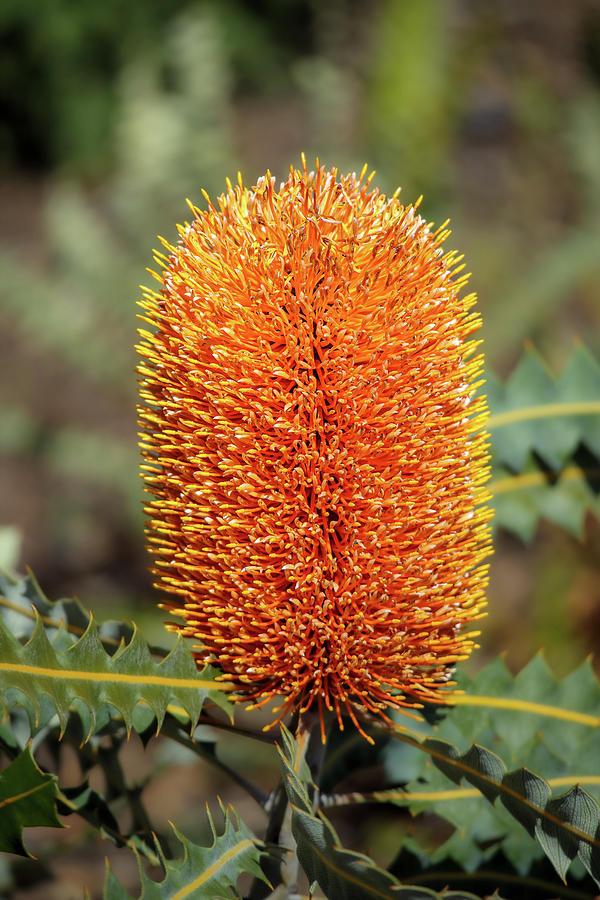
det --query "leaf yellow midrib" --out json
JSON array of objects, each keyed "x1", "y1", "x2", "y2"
[
  {"x1": 168, "y1": 838, "x2": 255, "y2": 900},
  {"x1": 490, "y1": 465, "x2": 600, "y2": 497},
  {"x1": 0, "y1": 661, "x2": 234, "y2": 692},
  {"x1": 394, "y1": 731, "x2": 600, "y2": 852},
  {"x1": 3, "y1": 664, "x2": 595, "y2": 725},
  {"x1": 488, "y1": 400, "x2": 600, "y2": 429},
  {"x1": 367, "y1": 776, "x2": 600, "y2": 804},
  {"x1": 0, "y1": 780, "x2": 50, "y2": 810},
  {"x1": 450, "y1": 692, "x2": 600, "y2": 727}
]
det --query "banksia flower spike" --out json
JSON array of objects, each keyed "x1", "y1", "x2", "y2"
[{"x1": 138, "y1": 158, "x2": 492, "y2": 741}]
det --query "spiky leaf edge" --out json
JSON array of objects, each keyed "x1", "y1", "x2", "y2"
[
  {"x1": 0, "y1": 607, "x2": 232, "y2": 744},
  {"x1": 101, "y1": 804, "x2": 267, "y2": 900}
]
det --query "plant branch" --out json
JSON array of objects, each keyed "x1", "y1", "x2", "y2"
[
  {"x1": 189, "y1": 711, "x2": 280, "y2": 744},
  {"x1": 160, "y1": 715, "x2": 269, "y2": 808}
]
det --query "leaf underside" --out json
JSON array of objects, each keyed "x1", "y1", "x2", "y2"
[{"x1": 0, "y1": 745, "x2": 62, "y2": 856}]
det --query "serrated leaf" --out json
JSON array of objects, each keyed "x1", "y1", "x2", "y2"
[
  {"x1": 0, "y1": 569, "x2": 132, "y2": 650},
  {"x1": 483, "y1": 343, "x2": 600, "y2": 540},
  {"x1": 558, "y1": 345, "x2": 600, "y2": 455},
  {"x1": 486, "y1": 347, "x2": 600, "y2": 472},
  {"x1": 102, "y1": 807, "x2": 265, "y2": 899},
  {"x1": 384, "y1": 655, "x2": 600, "y2": 878},
  {"x1": 392, "y1": 655, "x2": 600, "y2": 771},
  {"x1": 0, "y1": 600, "x2": 232, "y2": 743},
  {"x1": 490, "y1": 459, "x2": 600, "y2": 541},
  {"x1": 487, "y1": 348, "x2": 576, "y2": 471},
  {"x1": 0, "y1": 745, "x2": 63, "y2": 855},
  {"x1": 278, "y1": 727, "x2": 484, "y2": 899},
  {"x1": 390, "y1": 732, "x2": 600, "y2": 886}
]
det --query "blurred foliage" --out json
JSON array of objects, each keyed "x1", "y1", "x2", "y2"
[
  {"x1": 0, "y1": 0, "x2": 312, "y2": 174},
  {"x1": 366, "y1": 0, "x2": 454, "y2": 200},
  {"x1": 0, "y1": 0, "x2": 195, "y2": 173}
]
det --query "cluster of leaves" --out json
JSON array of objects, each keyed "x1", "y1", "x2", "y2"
[{"x1": 2, "y1": 567, "x2": 600, "y2": 899}]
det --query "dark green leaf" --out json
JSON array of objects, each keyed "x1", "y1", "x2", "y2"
[
  {"x1": 0, "y1": 746, "x2": 62, "y2": 856},
  {"x1": 278, "y1": 727, "x2": 484, "y2": 899},
  {"x1": 535, "y1": 787, "x2": 600, "y2": 885}
]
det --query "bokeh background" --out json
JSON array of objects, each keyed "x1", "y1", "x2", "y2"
[{"x1": 2, "y1": 1, "x2": 600, "y2": 896}]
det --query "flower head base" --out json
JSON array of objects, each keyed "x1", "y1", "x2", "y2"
[{"x1": 138, "y1": 159, "x2": 492, "y2": 740}]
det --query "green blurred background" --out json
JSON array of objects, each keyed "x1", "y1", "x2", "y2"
[{"x1": 1, "y1": 0, "x2": 600, "y2": 669}]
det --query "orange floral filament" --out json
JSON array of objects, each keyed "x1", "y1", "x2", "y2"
[{"x1": 138, "y1": 159, "x2": 492, "y2": 740}]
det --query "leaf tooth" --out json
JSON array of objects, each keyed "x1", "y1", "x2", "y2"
[{"x1": 1, "y1": 573, "x2": 232, "y2": 746}]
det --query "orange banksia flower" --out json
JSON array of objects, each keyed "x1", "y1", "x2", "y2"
[{"x1": 138, "y1": 159, "x2": 492, "y2": 739}]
